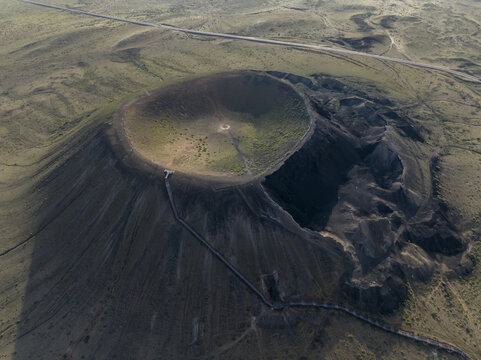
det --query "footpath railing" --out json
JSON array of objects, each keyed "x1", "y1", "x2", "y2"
[{"x1": 164, "y1": 170, "x2": 472, "y2": 360}]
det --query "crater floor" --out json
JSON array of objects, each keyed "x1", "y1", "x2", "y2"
[{"x1": 120, "y1": 71, "x2": 311, "y2": 181}]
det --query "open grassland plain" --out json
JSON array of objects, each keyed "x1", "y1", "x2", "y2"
[
  {"x1": 0, "y1": 0, "x2": 480, "y2": 359},
  {"x1": 5, "y1": 0, "x2": 480, "y2": 77}
]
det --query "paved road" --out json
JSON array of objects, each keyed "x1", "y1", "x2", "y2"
[
  {"x1": 163, "y1": 170, "x2": 472, "y2": 360},
  {"x1": 18, "y1": 0, "x2": 481, "y2": 83}
]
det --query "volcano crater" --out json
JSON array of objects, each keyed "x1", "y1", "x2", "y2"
[
  {"x1": 117, "y1": 71, "x2": 312, "y2": 183},
  {"x1": 111, "y1": 70, "x2": 470, "y2": 314}
]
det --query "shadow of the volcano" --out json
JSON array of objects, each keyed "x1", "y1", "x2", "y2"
[{"x1": 12, "y1": 127, "x2": 349, "y2": 359}]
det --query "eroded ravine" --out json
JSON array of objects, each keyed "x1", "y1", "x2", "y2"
[{"x1": 163, "y1": 170, "x2": 471, "y2": 360}]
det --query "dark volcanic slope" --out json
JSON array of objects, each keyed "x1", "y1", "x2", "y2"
[
  {"x1": 263, "y1": 72, "x2": 472, "y2": 312},
  {"x1": 0, "y1": 71, "x2": 472, "y2": 360},
  {"x1": 4, "y1": 126, "x2": 349, "y2": 359}
]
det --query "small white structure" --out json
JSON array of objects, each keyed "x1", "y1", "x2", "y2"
[{"x1": 164, "y1": 169, "x2": 174, "y2": 179}]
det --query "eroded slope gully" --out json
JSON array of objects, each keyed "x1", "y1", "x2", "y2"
[{"x1": 263, "y1": 72, "x2": 471, "y2": 313}]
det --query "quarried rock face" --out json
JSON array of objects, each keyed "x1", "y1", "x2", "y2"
[
  {"x1": 263, "y1": 72, "x2": 470, "y2": 313},
  {"x1": 406, "y1": 202, "x2": 466, "y2": 255},
  {"x1": 344, "y1": 275, "x2": 408, "y2": 314}
]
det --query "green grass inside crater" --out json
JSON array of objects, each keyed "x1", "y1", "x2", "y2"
[{"x1": 122, "y1": 72, "x2": 310, "y2": 179}]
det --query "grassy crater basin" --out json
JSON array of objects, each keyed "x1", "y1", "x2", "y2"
[{"x1": 120, "y1": 71, "x2": 311, "y2": 181}]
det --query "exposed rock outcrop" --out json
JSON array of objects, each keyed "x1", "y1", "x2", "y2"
[{"x1": 262, "y1": 72, "x2": 469, "y2": 312}]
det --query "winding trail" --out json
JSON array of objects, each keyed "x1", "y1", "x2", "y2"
[
  {"x1": 164, "y1": 170, "x2": 472, "y2": 360},
  {"x1": 10, "y1": 0, "x2": 479, "y2": 357},
  {"x1": 163, "y1": 170, "x2": 271, "y2": 306},
  {"x1": 18, "y1": 0, "x2": 481, "y2": 83}
]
